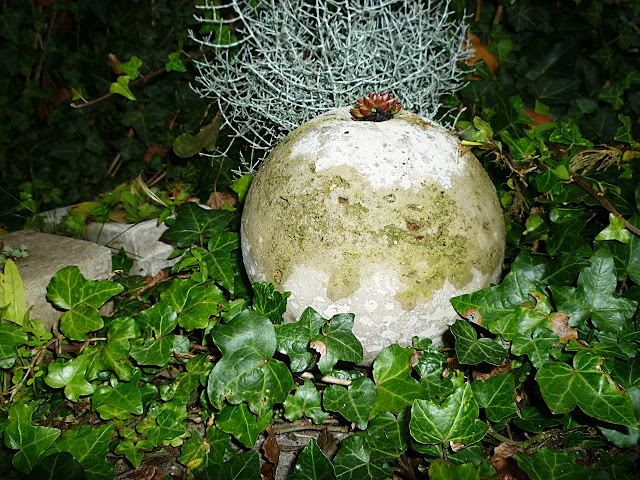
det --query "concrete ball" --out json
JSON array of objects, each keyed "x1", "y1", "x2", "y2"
[{"x1": 241, "y1": 108, "x2": 505, "y2": 361}]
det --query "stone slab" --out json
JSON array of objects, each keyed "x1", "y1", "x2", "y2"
[
  {"x1": 84, "y1": 219, "x2": 178, "y2": 277},
  {"x1": 37, "y1": 208, "x2": 179, "y2": 277},
  {"x1": 1, "y1": 229, "x2": 112, "y2": 331}
]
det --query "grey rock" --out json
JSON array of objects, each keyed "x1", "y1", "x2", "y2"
[{"x1": 1, "y1": 229, "x2": 112, "y2": 331}]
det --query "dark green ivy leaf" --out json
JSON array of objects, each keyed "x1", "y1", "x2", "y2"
[
  {"x1": 252, "y1": 282, "x2": 290, "y2": 325},
  {"x1": 289, "y1": 439, "x2": 336, "y2": 480},
  {"x1": 550, "y1": 247, "x2": 638, "y2": 334},
  {"x1": 471, "y1": 373, "x2": 518, "y2": 422},
  {"x1": 312, "y1": 313, "x2": 363, "y2": 374},
  {"x1": 207, "y1": 310, "x2": 294, "y2": 417},
  {"x1": 215, "y1": 402, "x2": 272, "y2": 449},
  {"x1": 162, "y1": 203, "x2": 233, "y2": 247},
  {"x1": 27, "y1": 452, "x2": 85, "y2": 480},
  {"x1": 4, "y1": 419, "x2": 60, "y2": 473},
  {"x1": 517, "y1": 447, "x2": 597, "y2": 480},
  {"x1": 536, "y1": 351, "x2": 637, "y2": 425},
  {"x1": 451, "y1": 320, "x2": 506, "y2": 366},
  {"x1": 410, "y1": 384, "x2": 489, "y2": 447},
  {"x1": 45, "y1": 424, "x2": 115, "y2": 480},
  {"x1": 332, "y1": 434, "x2": 393, "y2": 480},
  {"x1": 371, "y1": 344, "x2": 427, "y2": 416},
  {"x1": 276, "y1": 307, "x2": 328, "y2": 372},
  {"x1": 284, "y1": 379, "x2": 329, "y2": 424},
  {"x1": 194, "y1": 451, "x2": 261, "y2": 480},
  {"x1": 323, "y1": 377, "x2": 377, "y2": 430}
]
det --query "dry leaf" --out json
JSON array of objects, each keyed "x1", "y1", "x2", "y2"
[
  {"x1": 129, "y1": 465, "x2": 159, "y2": 480},
  {"x1": 205, "y1": 191, "x2": 237, "y2": 210},
  {"x1": 490, "y1": 443, "x2": 529, "y2": 480},
  {"x1": 410, "y1": 349, "x2": 422, "y2": 368},
  {"x1": 144, "y1": 142, "x2": 169, "y2": 163},
  {"x1": 549, "y1": 313, "x2": 578, "y2": 341},
  {"x1": 522, "y1": 109, "x2": 554, "y2": 128},
  {"x1": 310, "y1": 340, "x2": 328, "y2": 359},
  {"x1": 263, "y1": 424, "x2": 280, "y2": 465},
  {"x1": 108, "y1": 53, "x2": 124, "y2": 75},
  {"x1": 472, "y1": 358, "x2": 512, "y2": 381},
  {"x1": 317, "y1": 427, "x2": 339, "y2": 460},
  {"x1": 465, "y1": 33, "x2": 499, "y2": 76}
]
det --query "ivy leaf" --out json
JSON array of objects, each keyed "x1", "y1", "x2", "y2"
[
  {"x1": 178, "y1": 430, "x2": 209, "y2": 471},
  {"x1": 161, "y1": 203, "x2": 233, "y2": 247},
  {"x1": 451, "y1": 320, "x2": 506, "y2": 366},
  {"x1": 311, "y1": 313, "x2": 363, "y2": 374},
  {"x1": 276, "y1": 307, "x2": 327, "y2": 372},
  {"x1": 28, "y1": 452, "x2": 85, "y2": 480},
  {"x1": 166, "y1": 50, "x2": 186, "y2": 73},
  {"x1": 45, "y1": 424, "x2": 115, "y2": 480},
  {"x1": 511, "y1": 328, "x2": 560, "y2": 368},
  {"x1": 450, "y1": 251, "x2": 545, "y2": 332},
  {"x1": 410, "y1": 384, "x2": 489, "y2": 446},
  {"x1": 0, "y1": 259, "x2": 26, "y2": 325},
  {"x1": 215, "y1": 403, "x2": 272, "y2": 449},
  {"x1": 0, "y1": 322, "x2": 27, "y2": 368},
  {"x1": 85, "y1": 316, "x2": 137, "y2": 380},
  {"x1": 173, "y1": 113, "x2": 221, "y2": 157},
  {"x1": 536, "y1": 351, "x2": 637, "y2": 425},
  {"x1": 323, "y1": 377, "x2": 377, "y2": 430},
  {"x1": 370, "y1": 344, "x2": 427, "y2": 416},
  {"x1": 59, "y1": 306, "x2": 105, "y2": 341},
  {"x1": 550, "y1": 247, "x2": 638, "y2": 334},
  {"x1": 146, "y1": 401, "x2": 188, "y2": 446},
  {"x1": 193, "y1": 426, "x2": 234, "y2": 473},
  {"x1": 4, "y1": 419, "x2": 60, "y2": 473},
  {"x1": 428, "y1": 459, "x2": 485, "y2": 480},
  {"x1": 332, "y1": 435, "x2": 393, "y2": 480},
  {"x1": 91, "y1": 380, "x2": 144, "y2": 420},
  {"x1": 366, "y1": 411, "x2": 409, "y2": 461},
  {"x1": 117, "y1": 56, "x2": 142, "y2": 80},
  {"x1": 609, "y1": 216, "x2": 640, "y2": 283},
  {"x1": 284, "y1": 379, "x2": 329, "y2": 424},
  {"x1": 46, "y1": 266, "x2": 123, "y2": 309},
  {"x1": 114, "y1": 439, "x2": 154, "y2": 469},
  {"x1": 517, "y1": 447, "x2": 596, "y2": 480},
  {"x1": 596, "y1": 214, "x2": 630, "y2": 244},
  {"x1": 614, "y1": 114, "x2": 637, "y2": 148},
  {"x1": 109, "y1": 75, "x2": 136, "y2": 100},
  {"x1": 161, "y1": 278, "x2": 227, "y2": 330},
  {"x1": 44, "y1": 354, "x2": 95, "y2": 402},
  {"x1": 207, "y1": 310, "x2": 295, "y2": 417},
  {"x1": 130, "y1": 303, "x2": 189, "y2": 366},
  {"x1": 202, "y1": 232, "x2": 239, "y2": 293},
  {"x1": 46, "y1": 266, "x2": 123, "y2": 340},
  {"x1": 289, "y1": 439, "x2": 336, "y2": 480},
  {"x1": 194, "y1": 451, "x2": 261, "y2": 480},
  {"x1": 471, "y1": 373, "x2": 517, "y2": 422},
  {"x1": 252, "y1": 282, "x2": 291, "y2": 325}
]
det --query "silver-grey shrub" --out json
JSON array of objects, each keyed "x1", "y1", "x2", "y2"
[{"x1": 190, "y1": 0, "x2": 471, "y2": 174}]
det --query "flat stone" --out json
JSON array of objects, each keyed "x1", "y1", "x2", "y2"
[
  {"x1": 84, "y1": 219, "x2": 178, "y2": 277},
  {"x1": 1, "y1": 229, "x2": 112, "y2": 331}
]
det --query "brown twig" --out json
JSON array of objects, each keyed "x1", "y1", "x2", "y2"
[
  {"x1": 571, "y1": 174, "x2": 640, "y2": 237},
  {"x1": 71, "y1": 49, "x2": 208, "y2": 109}
]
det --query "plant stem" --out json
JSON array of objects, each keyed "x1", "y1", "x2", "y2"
[{"x1": 571, "y1": 174, "x2": 640, "y2": 236}]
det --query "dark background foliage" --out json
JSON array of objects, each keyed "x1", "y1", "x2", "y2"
[{"x1": 0, "y1": 0, "x2": 228, "y2": 231}]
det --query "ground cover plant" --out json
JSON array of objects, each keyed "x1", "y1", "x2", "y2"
[{"x1": 1, "y1": 0, "x2": 640, "y2": 478}]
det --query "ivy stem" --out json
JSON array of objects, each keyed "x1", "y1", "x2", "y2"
[
  {"x1": 571, "y1": 174, "x2": 640, "y2": 237},
  {"x1": 70, "y1": 49, "x2": 208, "y2": 109},
  {"x1": 300, "y1": 371, "x2": 352, "y2": 386}
]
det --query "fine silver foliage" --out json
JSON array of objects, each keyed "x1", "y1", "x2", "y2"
[{"x1": 190, "y1": 0, "x2": 472, "y2": 174}]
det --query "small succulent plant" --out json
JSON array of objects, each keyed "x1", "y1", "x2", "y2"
[{"x1": 350, "y1": 93, "x2": 403, "y2": 122}]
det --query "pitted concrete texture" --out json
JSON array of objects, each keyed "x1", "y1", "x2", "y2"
[{"x1": 1, "y1": 229, "x2": 112, "y2": 331}]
